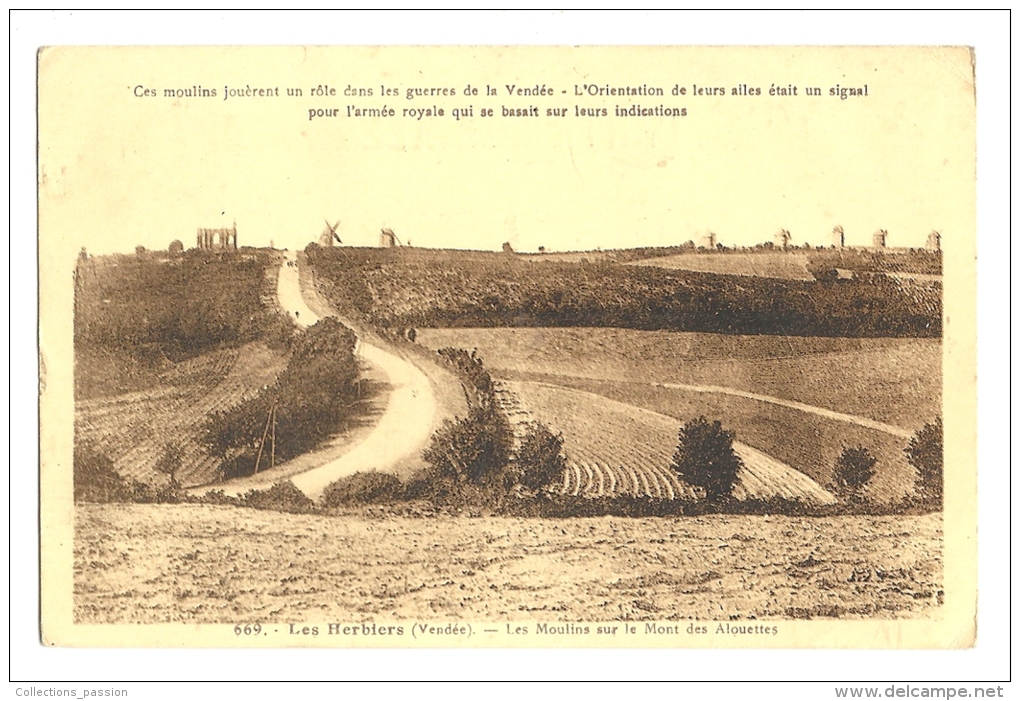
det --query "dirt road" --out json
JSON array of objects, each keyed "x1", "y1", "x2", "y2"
[{"x1": 268, "y1": 251, "x2": 437, "y2": 499}]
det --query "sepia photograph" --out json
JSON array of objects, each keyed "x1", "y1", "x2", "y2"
[{"x1": 35, "y1": 40, "x2": 980, "y2": 657}]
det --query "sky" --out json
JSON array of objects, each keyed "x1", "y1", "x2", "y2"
[{"x1": 39, "y1": 44, "x2": 975, "y2": 256}]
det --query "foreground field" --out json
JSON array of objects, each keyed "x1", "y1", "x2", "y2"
[{"x1": 75, "y1": 504, "x2": 943, "y2": 623}]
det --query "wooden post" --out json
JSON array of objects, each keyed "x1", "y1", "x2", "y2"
[
  {"x1": 253, "y1": 403, "x2": 273, "y2": 474},
  {"x1": 270, "y1": 402, "x2": 277, "y2": 469}
]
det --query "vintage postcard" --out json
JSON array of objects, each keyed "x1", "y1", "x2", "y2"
[{"x1": 40, "y1": 45, "x2": 976, "y2": 648}]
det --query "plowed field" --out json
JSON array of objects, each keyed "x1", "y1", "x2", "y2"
[
  {"x1": 505, "y1": 381, "x2": 835, "y2": 505},
  {"x1": 74, "y1": 503, "x2": 943, "y2": 623},
  {"x1": 75, "y1": 343, "x2": 288, "y2": 486},
  {"x1": 418, "y1": 327, "x2": 940, "y2": 502}
]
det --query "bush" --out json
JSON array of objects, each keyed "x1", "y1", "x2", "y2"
[
  {"x1": 196, "y1": 489, "x2": 238, "y2": 506},
  {"x1": 832, "y1": 447, "x2": 877, "y2": 502},
  {"x1": 435, "y1": 347, "x2": 493, "y2": 398},
  {"x1": 74, "y1": 444, "x2": 133, "y2": 503},
  {"x1": 73, "y1": 443, "x2": 174, "y2": 504},
  {"x1": 239, "y1": 481, "x2": 316, "y2": 513},
  {"x1": 906, "y1": 417, "x2": 943, "y2": 506},
  {"x1": 670, "y1": 417, "x2": 743, "y2": 503},
  {"x1": 514, "y1": 422, "x2": 567, "y2": 492},
  {"x1": 422, "y1": 405, "x2": 513, "y2": 486},
  {"x1": 321, "y1": 471, "x2": 405, "y2": 507}
]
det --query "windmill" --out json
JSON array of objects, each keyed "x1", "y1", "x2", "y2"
[
  {"x1": 319, "y1": 219, "x2": 342, "y2": 247},
  {"x1": 379, "y1": 228, "x2": 402, "y2": 248}
]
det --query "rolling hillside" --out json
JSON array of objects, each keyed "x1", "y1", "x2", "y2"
[{"x1": 504, "y1": 380, "x2": 836, "y2": 505}]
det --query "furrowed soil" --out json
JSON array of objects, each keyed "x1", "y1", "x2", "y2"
[
  {"x1": 75, "y1": 342, "x2": 288, "y2": 486},
  {"x1": 515, "y1": 376, "x2": 917, "y2": 502},
  {"x1": 75, "y1": 504, "x2": 942, "y2": 624},
  {"x1": 502, "y1": 380, "x2": 836, "y2": 504},
  {"x1": 417, "y1": 327, "x2": 939, "y2": 502}
]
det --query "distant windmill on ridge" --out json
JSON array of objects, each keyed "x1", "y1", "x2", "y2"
[
  {"x1": 832, "y1": 225, "x2": 845, "y2": 248},
  {"x1": 379, "y1": 228, "x2": 402, "y2": 248},
  {"x1": 319, "y1": 219, "x2": 342, "y2": 247}
]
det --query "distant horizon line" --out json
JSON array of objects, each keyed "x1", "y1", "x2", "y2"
[{"x1": 102, "y1": 240, "x2": 943, "y2": 257}]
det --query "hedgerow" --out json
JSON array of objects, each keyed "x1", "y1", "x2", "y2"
[{"x1": 202, "y1": 318, "x2": 361, "y2": 480}]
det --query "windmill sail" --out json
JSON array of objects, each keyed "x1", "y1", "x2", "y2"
[{"x1": 320, "y1": 220, "x2": 341, "y2": 247}]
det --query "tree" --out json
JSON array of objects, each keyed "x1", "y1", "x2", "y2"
[
  {"x1": 514, "y1": 421, "x2": 567, "y2": 492},
  {"x1": 906, "y1": 417, "x2": 943, "y2": 505},
  {"x1": 168, "y1": 240, "x2": 184, "y2": 256},
  {"x1": 832, "y1": 446, "x2": 876, "y2": 502},
  {"x1": 154, "y1": 442, "x2": 184, "y2": 489},
  {"x1": 671, "y1": 417, "x2": 742, "y2": 503}
]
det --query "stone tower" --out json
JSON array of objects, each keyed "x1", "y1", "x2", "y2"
[
  {"x1": 832, "y1": 225, "x2": 845, "y2": 248},
  {"x1": 196, "y1": 222, "x2": 237, "y2": 250},
  {"x1": 872, "y1": 229, "x2": 888, "y2": 249}
]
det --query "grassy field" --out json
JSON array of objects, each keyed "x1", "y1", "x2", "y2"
[
  {"x1": 75, "y1": 249, "x2": 289, "y2": 398},
  {"x1": 416, "y1": 327, "x2": 941, "y2": 429},
  {"x1": 629, "y1": 249, "x2": 942, "y2": 281},
  {"x1": 74, "y1": 503, "x2": 943, "y2": 623},
  {"x1": 74, "y1": 248, "x2": 295, "y2": 487},
  {"x1": 629, "y1": 252, "x2": 815, "y2": 281}
]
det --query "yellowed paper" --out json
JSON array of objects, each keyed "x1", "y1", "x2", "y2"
[{"x1": 40, "y1": 45, "x2": 976, "y2": 648}]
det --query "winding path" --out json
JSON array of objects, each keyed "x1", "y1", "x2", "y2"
[{"x1": 275, "y1": 251, "x2": 437, "y2": 499}]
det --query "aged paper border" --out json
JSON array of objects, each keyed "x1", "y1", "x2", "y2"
[
  {"x1": 11, "y1": 9, "x2": 1007, "y2": 685},
  {"x1": 40, "y1": 44, "x2": 974, "y2": 650}
]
